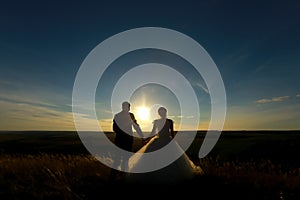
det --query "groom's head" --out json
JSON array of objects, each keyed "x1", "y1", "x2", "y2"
[{"x1": 122, "y1": 101, "x2": 130, "y2": 112}]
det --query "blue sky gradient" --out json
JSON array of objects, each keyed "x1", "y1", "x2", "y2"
[{"x1": 0, "y1": 0, "x2": 299, "y2": 130}]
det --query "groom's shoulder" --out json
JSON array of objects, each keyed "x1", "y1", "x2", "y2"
[
  {"x1": 113, "y1": 112, "x2": 120, "y2": 117},
  {"x1": 129, "y1": 112, "x2": 136, "y2": 119},
  {"x1": 167, "y1": 118, "x2": 174, "y2": 123}
]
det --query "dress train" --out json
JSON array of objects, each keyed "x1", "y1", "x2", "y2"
[{"x1": 125, "y1": 135, "x2": 204, "y2": 184}]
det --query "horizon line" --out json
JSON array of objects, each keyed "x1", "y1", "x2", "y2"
[{"x1": 1, "y1": 129, "x2": 300, "y2": 132}]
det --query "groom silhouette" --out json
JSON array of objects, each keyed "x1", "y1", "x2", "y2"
[{"x1": 110, "y1": 101, "x2": 143, "y2": 179}]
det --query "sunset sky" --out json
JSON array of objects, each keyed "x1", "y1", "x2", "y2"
[{"x1": 0, "y1": 0, "x2": 299, "y2": 131}]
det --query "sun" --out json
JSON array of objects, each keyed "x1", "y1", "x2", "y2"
[{"x1": 137, "y1": 106, "x2": 150, "y2": 121}]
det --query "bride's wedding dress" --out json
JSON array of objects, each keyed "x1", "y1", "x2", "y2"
[{"x1": 126, "y1": 117, "x2": 204, "y2": 184}]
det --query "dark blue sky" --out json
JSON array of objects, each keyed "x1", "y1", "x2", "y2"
[{"x1": 0, "y1": 0, "x2": 299, "y2": 130}]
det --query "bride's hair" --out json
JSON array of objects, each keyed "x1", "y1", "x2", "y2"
[{"x1": 158, "y1": 107, "x2": 167, "y2": 118}]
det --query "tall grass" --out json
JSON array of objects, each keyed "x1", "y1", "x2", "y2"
[
  {"x1": 0, "y1": 154, "x2": 110, "y2": 199},
  {"x1": 199, "y1": 156, "x2": 300, "y2": 191},
  {"x1": 0, "y1": 154, "x2": 299, "y2": 199}
]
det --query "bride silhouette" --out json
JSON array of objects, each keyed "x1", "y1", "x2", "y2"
[{"x1": 126, "y1": 106, "x2": 203, "y2": 184}]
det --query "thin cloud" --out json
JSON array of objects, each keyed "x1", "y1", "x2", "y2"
[
  {"x1": 255, "y1": 96, "x2": 289, "y2": 104},
  {"x1": 0, "y1": 81, "x2": 70, "y2": 112},
  {"x1": 170, "y1": 115, "x2": 194, "y2": 119},
  {"x1": 195, "y1": 83, "x2": 209, "y2": 94},
  {"x1": 252, "y1": 60, "x2": 272, "y2": 75},
  {"x1": 0, "y1": 100, "x2": 74, "y2": 130},
  {"x1": 0, "y1": 99, "x2": 107, "y2": 131},
  {"x1": 0, "y1": 95, "x2": 58, "y2": 109},
  {"x1": 296, "y1": 94, "x2": 300, "y2": 98}
]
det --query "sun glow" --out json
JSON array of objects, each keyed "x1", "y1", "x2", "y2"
[{"x1": 137, "y1": 106, "x2": 150, "y2": 121}]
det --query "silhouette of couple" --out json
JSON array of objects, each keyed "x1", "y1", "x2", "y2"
[{"x1": 110, "y1": 101, "x2": 203, "y2": 183}]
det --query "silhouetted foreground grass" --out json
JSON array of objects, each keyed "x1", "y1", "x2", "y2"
[
  {"x1": 0, "y1": 154, "x2": 299, "y2": 200},
  {"x1": 0, "y1": 131, "x2": 299, "y2": 199}
]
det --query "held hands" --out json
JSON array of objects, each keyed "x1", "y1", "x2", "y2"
[
  {"x1": 141, "y1": 135, "x2": 157, "y2": 146},
  {"x1": 141, "y1": 138, "x2": 148, "y2": 146},
  {"x1": 141, "y1": 137, "x2": 153, "y2": 145}
]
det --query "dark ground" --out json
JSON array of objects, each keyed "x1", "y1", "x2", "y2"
[{"x1": 0, "y1": 130, "x2": 299, "y2": 200}]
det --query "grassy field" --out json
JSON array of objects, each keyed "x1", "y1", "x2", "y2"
[{"x1": 0, "y1": 130, "x2": 299, "y2": 199}]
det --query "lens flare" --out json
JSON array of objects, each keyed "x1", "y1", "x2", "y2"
[{"x1": 137, "y1": 106, "x2": 150, "y2": 121}]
